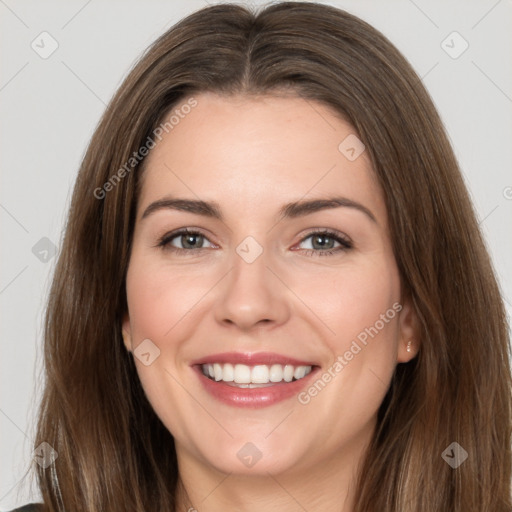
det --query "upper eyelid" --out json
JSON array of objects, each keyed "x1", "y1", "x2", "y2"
[{"x1": 159, "y1": 228, "x2": 351, "y2": 248}]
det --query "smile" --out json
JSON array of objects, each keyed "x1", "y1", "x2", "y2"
[{"x1": 201, "y1": 363, "x2": 313, "y2": 387}]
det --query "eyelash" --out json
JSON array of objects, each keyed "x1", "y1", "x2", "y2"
[{"x1": 156, "y1": 228, "x2": 353, "y2": 257}]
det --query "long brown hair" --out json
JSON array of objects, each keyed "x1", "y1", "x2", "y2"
[{"x1": 34, "y1": 2, "x2": 511, "y2": 511}]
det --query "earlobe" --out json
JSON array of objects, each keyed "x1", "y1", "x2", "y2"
[
  {"x1": 397, "y1": 299, "x2": 420, "y2": 362},
  {"x1": 121, "y1": 314, "x2": 133, "y2": 352}
]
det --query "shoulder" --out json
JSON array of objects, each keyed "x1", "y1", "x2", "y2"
[{"x1": 6, "y1": 505, "x2": 44, "y2": 512}]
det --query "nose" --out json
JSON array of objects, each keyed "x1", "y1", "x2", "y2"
[{"x1": 213, "y1": 243, "x2": 291, "y2": 331}]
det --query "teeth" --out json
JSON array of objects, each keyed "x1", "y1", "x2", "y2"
[
  {"x1": 201, "y1": 363, "x2": 313, "y2": 384},
  {"x1": 294, "y1": 366, "x2": 306, "y2": 380},
  {"x1": 283, "y1": 365, "x2": 294, "y2": 382},
  {"x1": 213, "y1": 363, "x2": 223, "y2": 381},
  {"x1": 222, "y1": 363, "x2": 234, "y2": 382},
  {"x1": 250, "y1": 365, "x2": 269, "y2": 384}
]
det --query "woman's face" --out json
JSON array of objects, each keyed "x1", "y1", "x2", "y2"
[{"x1": 123, "y1": 92, "x2": 418, "y2": 477}]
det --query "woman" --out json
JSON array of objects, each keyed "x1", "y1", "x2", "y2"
[{"x1": 14, "y1": 2, "x2": 512, "y2": 511}]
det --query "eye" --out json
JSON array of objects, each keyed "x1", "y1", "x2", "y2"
[
  {"x1": 156, "y1": 228, "x2": 352, "y2": 257},
  {"x1": 295, "y1": 229, "x2": 352, "y2": 257},
  {"x1": 156, "y1": 228, "x2": 215, "y2": 252}
]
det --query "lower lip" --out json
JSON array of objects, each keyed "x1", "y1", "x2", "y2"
[{"x1": 193, "y1": 365, "x2": 319, "y2": 408}]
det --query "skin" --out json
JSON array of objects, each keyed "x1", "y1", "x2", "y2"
[{"x1": 122, "y1": 91, "x2": 419, "y2": 512}]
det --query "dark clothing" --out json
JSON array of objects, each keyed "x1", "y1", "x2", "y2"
[{"x1": 6, "y1": 505, "x2": 44, "y2": 512}]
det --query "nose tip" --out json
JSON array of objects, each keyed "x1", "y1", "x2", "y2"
[{"x1": 213, "y1": 245, "x2": 291, "y2": 331}]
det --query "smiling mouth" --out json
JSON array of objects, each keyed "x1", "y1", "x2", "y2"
[{"x1": 200, "y1": 363, "x2": 314, "y2": 388}]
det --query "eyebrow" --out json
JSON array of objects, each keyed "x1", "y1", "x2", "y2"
[{"x1": 140, "y1": 195, "x2": 377, "y2": 223}]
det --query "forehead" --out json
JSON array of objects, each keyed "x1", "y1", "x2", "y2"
[{"x1": 137, "y1": 92, "x2": 386, "y2": 224}]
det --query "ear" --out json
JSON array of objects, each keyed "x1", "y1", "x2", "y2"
[
  {"x1": 121, "y1": 312, "x2": 133, "y2": 352},
  {"x1": 396, "y1": 297, "x2": 421, "y2": 363}
]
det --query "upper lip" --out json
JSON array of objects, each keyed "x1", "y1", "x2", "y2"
[{"x1": 190, "y1": 352, "x2": 318, "y2": 367}]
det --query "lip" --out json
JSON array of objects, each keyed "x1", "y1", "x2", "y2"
[
  {"x1": 193, "y1": 366, "x2": 320, "y2": 408},
  {"x1": 190, "y1": 351, "x2": 318, "y2": 366}
]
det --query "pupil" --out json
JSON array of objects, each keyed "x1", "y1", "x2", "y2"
[
  {"x1": 313, "y1": 235, "x2": 333, "y2": 250},
  {"x1": 183, "y1": 234, "x2": 201, "y2": 249}
]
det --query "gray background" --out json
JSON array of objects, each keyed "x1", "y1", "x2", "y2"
[{"x1": 1, "y1": 0, "x2": 511, "y2": 508}]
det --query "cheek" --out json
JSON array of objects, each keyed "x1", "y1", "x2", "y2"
[
  {"x1": 290, "y1": 255, "x2": 401, "y2": 348},
  {"x1": 124, "y1": 254, "x2": 205, "y2": 438},
  {"x1": 297, "y1": 259, "x2": 400, "y2": 415},
  {"x1": 291, "y1": 255, "x2": 401, "y2": 407},
  {"x1": 125, "y1": 253, "x2": 211, "y2": 342}
]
